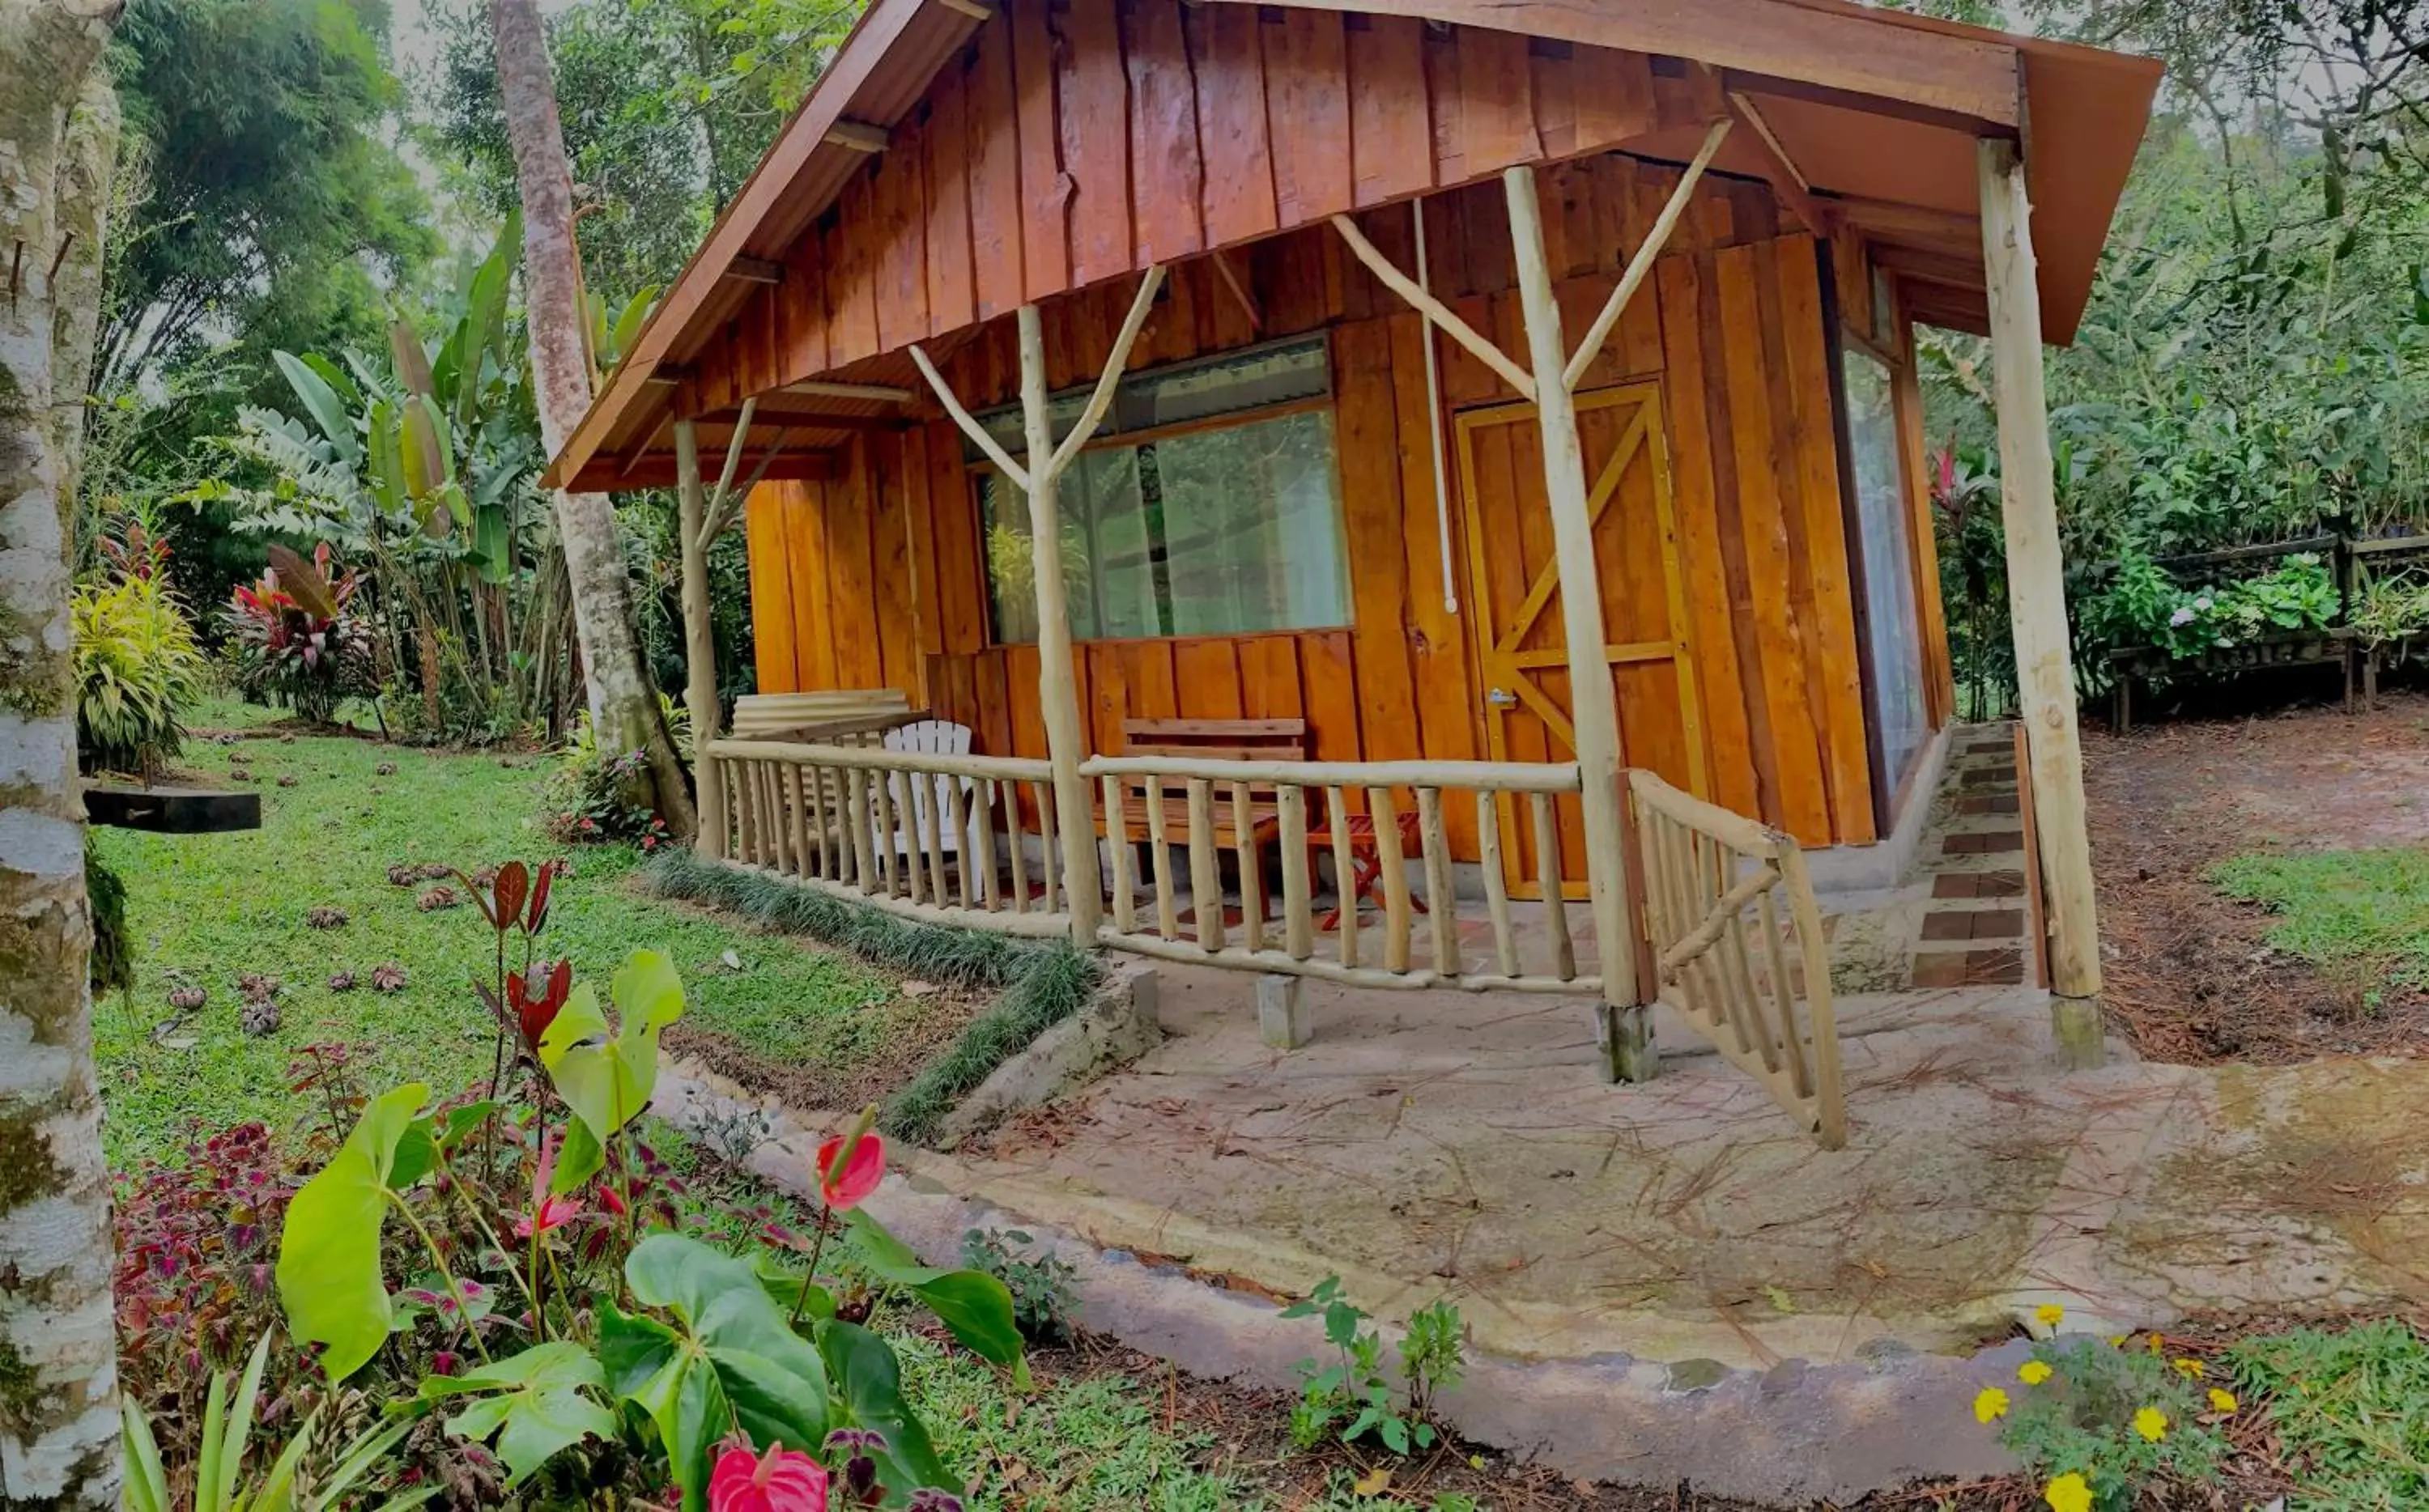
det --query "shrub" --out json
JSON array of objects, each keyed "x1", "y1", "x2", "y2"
[
  {"x1": 544, "y1": 746, "x2": 672, "y2": 849},
  {"x1": 1282, "y1": 1276, "x2": 1465, "y2": 1456},
  {"x1": 1984, "y1": 1326, "x2": 2230, "y2": 1511},
  {"x1": 962, "y1": 1227, "x2": 1079, "y2": 1343},
  {"x1": 72, "y1": 570, "x2": 205, "y2": 779},
  {"x1": 224, "y1": 542, "x2": 372, "y2": 724},
  {"x1": 87, "y1": 836, "x2": 135, "y2": 997}
]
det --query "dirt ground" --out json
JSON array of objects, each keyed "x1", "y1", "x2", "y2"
[{"x1": 2083, "y1": 690, "x2": 2429, "y2": 1064}]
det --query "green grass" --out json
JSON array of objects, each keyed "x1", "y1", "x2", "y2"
[
  {"x1": 2230, "y1": 1319, "x2": 2429, "y2": 1510},
  {"x1": 93, "y1": 704, "x2": 893, "y2": 1165},
  {"x1": 636, "y1": 850, "x2": 1100, "y2": 1145},
  {"x1": 2210, "y1": 847, "x2": 2429, "y2": 991}
]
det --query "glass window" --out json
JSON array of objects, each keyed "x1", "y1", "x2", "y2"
[
  {"x1": 1840, "y1": 342, "x2": 1930, "y2": 792},
  {"x1": 976, "y1": 341, "x2": 1352, "y2": 643}
]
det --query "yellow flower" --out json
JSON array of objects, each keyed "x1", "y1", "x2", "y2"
[
  {"x1": 2133, "y1": 1406, "x2": 2169, "y2": 1442},
  {"x1": 2044, "y1": 1472, "x2": 2093, "y2": 1512},
  {"x1": 1974, "y1": 1387, "x2": 2011, "y2": 1424},
  {"x1": 2172, "y1": 1357, "x2": 2206, "y2": 1379},
  {"x1": 2149, "y1": 1334, "x2": 2166, "y2": 1356},
  {"x1": 2108, "y1": 1334, "x2": 2129, "y2": 1348},
  {"x1": 2018, "y1": 1361, "x2": 2055, "y2": 1386},
  {"x1": 2208, "y1": 1388, "x2": 2238, "y2": 1414},
  {"x1": 2035, "y1": 1303, "x2": 2066, "y2": 1328}
]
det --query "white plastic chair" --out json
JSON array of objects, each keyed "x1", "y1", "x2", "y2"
[{"x1": 879, "y1": 720, "x2": 983, "y2": 861}]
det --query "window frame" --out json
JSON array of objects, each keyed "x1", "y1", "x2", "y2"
[{"x1": 964, "y1": 339, "x2": 1355, "y2": 650}]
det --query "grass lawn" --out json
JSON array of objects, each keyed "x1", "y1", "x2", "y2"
[
  {"x1": 91, "y1": 701, "x2": 902, "y2": 1166},
  {"x1": 2211, "y1": 847, "x2": 2429, "y2": 1001}
]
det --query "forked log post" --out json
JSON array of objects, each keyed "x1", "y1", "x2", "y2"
[
  {"x1": 673, "y1": 419, "x2": 726, "y2": 856},
  {"x1": 1978, "y1": 138, "x2": 2104, "y2": 1068},
  {"x1": 1504, "y1": 164, "x2": 1650, "y2": 1079},
  {"x1": 912, "y1": 266, "x2": 1167, "y2": 944}
]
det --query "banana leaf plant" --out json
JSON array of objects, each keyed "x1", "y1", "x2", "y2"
[{"x1": 273, "y1": 949, "x2": 1015, "y2": 1510}]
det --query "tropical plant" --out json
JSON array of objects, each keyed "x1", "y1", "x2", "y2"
[
  {"x1": 223, "y1": 543, "x2": 372, "y2": 724},
  {"x1": 117, "y1": 1330, "x2": 427, "y2": 1512},
  {"x1": 262, "y1": 884, "x2": 1023, "y2": 1508},
  {"x1": 190, "y1": 214, "x2": 579, "y2": 745},
  {"x1": 71, "y1": 559, "x2": 205, "y2": 779}
]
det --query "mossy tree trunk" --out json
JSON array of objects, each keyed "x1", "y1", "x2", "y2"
[
  {"x1": 0, "y1": 1, "x2": 123, "y2": 1505},
  {"x1": 491, "y1": 0, "x2": 699, "y2": 838}
]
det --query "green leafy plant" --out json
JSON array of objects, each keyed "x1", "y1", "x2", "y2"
[
  {"x1": 224, "y1": 542, "x2": 372, "y2": 724},
  {"x1": 1984, "y1": 1336, "x2": 2231, "y2": 1511},
  {"x1": 961, "y1": 1227, "x2": 1079, "y2": 1344},
  {"x1": 72, "y1": 565, "x2": 205, "y2": 780},
  {"x1": 118, "y1": 1330, "x2": 426, "y2": 1512},
  {"x1": 1281, "y1": 1276, "x2": 1461, "y2": 1457},
  {"x1": 271, "y1": 941, "x2": 1023, "y2": 1509}
]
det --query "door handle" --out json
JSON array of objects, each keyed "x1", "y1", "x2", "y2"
[{"x1": 1485, "y1": 687, "x2": 1519, "y2": 708}]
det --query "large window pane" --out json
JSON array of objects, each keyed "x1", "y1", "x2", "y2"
[
  {"x1": 1841, "y1": 344, "x2": 1929, "y2": 791},
  {"x1": 1152, "y1": 410, "x2": 1350, "y2": 635},
  {"x1": 980, "y1": 399, "x2": 1351, "y2": 644}
]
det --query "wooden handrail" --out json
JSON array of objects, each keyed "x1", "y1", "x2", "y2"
[
  {"x1": 1085, "y1": 754, "x2": 1582, "y2": 793},
  {"x1": 710, "y1": 737, "x2": 1052, "y2": 782},
  {"x1": 1627, "y1": 769, "x2": 1783, "y2": 857}
]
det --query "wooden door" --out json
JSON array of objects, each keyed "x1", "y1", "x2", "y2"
[{"x1": 1456, "y1": 381, "x2": 1706, "y2": 898}]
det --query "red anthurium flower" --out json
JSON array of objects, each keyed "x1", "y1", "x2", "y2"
[
  {"x1": 814, "y1": 1131, "x2": 884, "y2": 1212},
  {"x1": 708, "y1": 1442, "x2": 828, "y2": 1512},
  {"x1": 507, "y1": 959, "x2": 572, "y2": 1051},
  {"x1": 517, "y1": 1132, "x2": 585, "y2": 1238}
]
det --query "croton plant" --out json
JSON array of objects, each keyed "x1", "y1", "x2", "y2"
[{"x1": 269, "y1": 861, "x2": 1023, "y2": 1510}]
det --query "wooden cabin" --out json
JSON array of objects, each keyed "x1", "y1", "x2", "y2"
[{"x1": 548, "y1": 0, "x2": 2159, "y2": 1128}]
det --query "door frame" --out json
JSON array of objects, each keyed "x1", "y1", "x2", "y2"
[{"x1": 1451, "y1": 380, "x2": 1706, "y2": 898}]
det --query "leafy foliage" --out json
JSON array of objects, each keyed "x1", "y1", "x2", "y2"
[
  {"x1": 223, "y1": 543, "x2": 372, "y2": 724},
  {"x1": 261, "y1": 903, "x2": 1020, "y2": 1508},
  {"x1": 960, "y1": 1228, "x2": 1080, "y2": 1344},
  {"x1": 1282, "y1": 1277, "x2": 1465, "y2": 1458},
  {"x1": 1992, "y1": 1336, "x2": 2231, "y2": 1511},
  {"x1": 72, "y1": 547, "x2": 205, "y2": 779}
]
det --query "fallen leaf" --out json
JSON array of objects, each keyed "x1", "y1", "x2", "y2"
[
  {"x1": 1352, "y1": 1466, "x2": 1391, "y2": 1497},
  {"x1": 721, "y1": 949, "x2": 742, "y2": 970}
]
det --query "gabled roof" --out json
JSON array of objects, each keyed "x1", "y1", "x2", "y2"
[{"x1": 545, "y1": 0, "x2": 2160, "y2": 492}]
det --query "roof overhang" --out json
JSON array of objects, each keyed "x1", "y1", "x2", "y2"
[{"x1": 545, "y1": 0, "x2": 2159, "y2": 493}]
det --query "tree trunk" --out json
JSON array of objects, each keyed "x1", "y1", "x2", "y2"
[
  {"x1": 0, "y1": 2, "x2": 123, "y2": 1505},
  {"x1": 491, "y1": 0, "x2": 698, "y2": 836}
]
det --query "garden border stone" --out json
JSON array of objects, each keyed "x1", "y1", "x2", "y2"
[{"x1": 932, "y1": 959, "x2": 1161, "y2": 1149}]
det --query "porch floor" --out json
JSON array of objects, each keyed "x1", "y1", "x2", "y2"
[{"x1": 921, "y1": 962, "x2": 2429, "y2": 1374}]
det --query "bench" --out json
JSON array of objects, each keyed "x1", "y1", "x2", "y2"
[
  {"x1": 1111, "y1": 718, "x2": 1311, "y2": 852},
  {"x1": 730, "y1": 689, "x2": 912, "y2": 744}
]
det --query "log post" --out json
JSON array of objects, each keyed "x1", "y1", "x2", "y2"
[
  {"x1": 1978, "y1": 138, "x2": 2104, "y2": 1068},
  {"x1": 914, "y1": 270, "x2": 1163, "y2": 947},
  {"x1": 673, "y1": 419, "x2": 726, "y2": 858},
  {"x1": 1504, "y1": 165, "x2": 1652, "y2": 1081},
  {"x1": 1017, "y1": 304, "x2": 1107, "y2": 944}
]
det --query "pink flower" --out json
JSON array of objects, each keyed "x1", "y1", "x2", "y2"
[
  {"x1": 598, "y1": 1183, "x2": 629, "y2": 1218},
  {"x1": 815, "y1": 1130, "x2": 884, "y2": 1212},
  {"x1": 517, "y1": 1132, "x2": 585, "y2": 1238},
  {"x1": 708, "y1": 1442, "x2": 828, "y2": 1512}
]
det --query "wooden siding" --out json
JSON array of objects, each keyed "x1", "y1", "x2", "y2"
[
  {"x1": 746, "y1": 161, "x2": 1892, "y2": 852},
  {"x1": 678, "y1": 6, "x2": 1744, "y2": 417}
]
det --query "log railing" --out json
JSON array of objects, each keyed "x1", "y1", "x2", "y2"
[
  {"x1": 1628, "y1": 770, "x2": 1846, "y2": 1147},
  {"x1": 707, "y1": 738, "x2": 1071, "y2": 938},
  {"x1": 1081, "y1": 754, "x2": 1598, "y2": 994}
]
